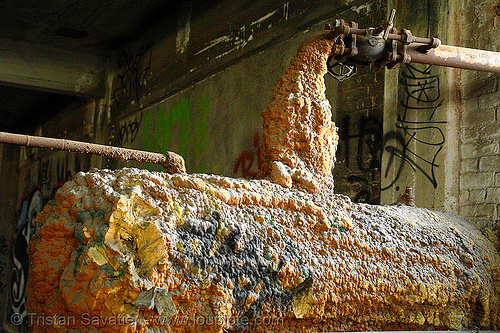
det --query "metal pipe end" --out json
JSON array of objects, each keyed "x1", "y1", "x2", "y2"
[{"x1": 162, "y1": 152, "x2": 187, "y2": 174}]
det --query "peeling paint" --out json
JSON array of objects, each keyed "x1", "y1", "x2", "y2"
[
  {"x1": 350, "y1": 2, "x2": 372, "y2": 14},
  {"x1": 251, "y1": 2, "x2": 289, "y2": 26},
  {"x1": 283, "y1": 2, "x2": 289, "y2": 21},
  {"x1": 176, "y1": 2, "x2": 192, "y2": 55},
  {"x1": 195, "y1": 26, "x2": 254, "y2": 58},
  {"x1": 251, "y1": 9, "x2": 281, "y2": 26},
  {"x1": 214, "y1": 34, "x2": 254, "y2": 60},
  {"x1": 194, "y1": 35, "x2": 233, "y2": 56},
  {"x1": 410, "y1": 45, "x2": 500, "y2": 71},
  {"x1": 195, "y1": 2, "x2": 288, "y2": 58}
]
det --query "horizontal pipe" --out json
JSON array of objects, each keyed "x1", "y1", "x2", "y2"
[
  {"x1": 332, "y1": 26, "x2": 437, "y2": 46},
  {"x1": 343, "y1": 331, "x2": 497, "y2": 333},
  {"x1": 0, "y1": 131, "x2": 186, "y2": 174},
  {"x1": 408, "y1": 43, "x2": 500, "y2": 73},
  {"x1": 386, "y1": 33, "x2": 436, "y2": 45}
]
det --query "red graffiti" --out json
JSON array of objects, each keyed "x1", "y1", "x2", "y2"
[{"x1": 233, "y1": 134, "x2": 262, "y2": 179}]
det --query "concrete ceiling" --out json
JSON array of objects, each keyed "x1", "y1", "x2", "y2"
[
  {"x1": 0, "y1": 0, "x2": 183, "y2": 52},
  {"x1": 0, "y1": 0, "x2": 219, "y2": 134}
]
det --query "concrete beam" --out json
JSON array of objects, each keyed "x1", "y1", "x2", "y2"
[{"x1": 0, "y1": 38, "x2": 106, "y2": 97}]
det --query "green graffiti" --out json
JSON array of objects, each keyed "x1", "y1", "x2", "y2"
[
  {"x1": 141, "y1": 90, "x2": 210, "y2": 172},
  {"x1": 142, "y1": 111, "x2": 157, "y2": 171},
  {"x1": 173, "y1": 98, "x2": 191, "y2": 160},
  {"x1": 192, "y1": 90, "x2": 210, "y2": 173}
]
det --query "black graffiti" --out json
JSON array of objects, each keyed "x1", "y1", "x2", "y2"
[
  {"x1": 381, "y1": 64, "x2": 446, "y2": 191},
  {"x1": 341, "y1": 115, "x2": 382, "y2": 171},
  {"x1": 38, "y1": 159, "x2": 51, "y2": 195},
  {"x1": 117, "y1": 113, "x2": 143, "y2": 145},
  {"x1": 463, "y1": 74, "x2": 499, "y2": 99},
  {"x1": 112, "y1": 45, "x2": 152, "y2": 106},
  {"x1": 345, "y1": 176, "x2": 371, "y2": 203},
  {"x1": 9, "y1": 190, "x2": 44, "y2": 327},
  {"x1": 55, "y1": 159, "x2": 75, "y2": 190},
  {"x1": 37, "y1": 159, "x2": 75, "y2": 198},
  {"x1": 0, "y1": 236, "x2": 9, "y2": 295},
  {"x1": 341, "y1": 115, "x2": 382, "y2": 203}
]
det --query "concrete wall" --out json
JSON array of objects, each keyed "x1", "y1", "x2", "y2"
[
  {"x1": 109, "y1": 0, "x2": 387, "y2": 186},
  {"x1": 381, "y1": 0, "x2": 451, "y2": 209}
]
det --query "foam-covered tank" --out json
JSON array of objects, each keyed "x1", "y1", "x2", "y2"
[{"x1": 27, "y1": 30, "x2": 500, "y2": 333}]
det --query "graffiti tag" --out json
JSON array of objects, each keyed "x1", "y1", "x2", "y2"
[
  {"x1": 340, "y1": 115, "x2": 382, "y2": 203},
  {"x1": 233, "y1": 133, "x2": 262, "y2": 179},
  {"x1": 112, "y1": 45, "x2": 153, "y2": 106},
  {"x1": 382, "y1": 64, "x2": 446, "y2": 191},
  {"x1": 9, "y1": 190, "x2": 44, "y2": 327},
  {"x1": 117, "y1": 113, "x2": 143, "y2": 146}
]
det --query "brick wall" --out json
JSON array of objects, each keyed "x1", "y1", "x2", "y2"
[
  {"x1": 459, "y1": 0, "x2": 500, "y2": 249},
  {"x1": 460, "y1": 74, "x2": 500, "y2": 248},
  {"x1": 329, "y1": 0, "x2": 386, "y2": 204}
]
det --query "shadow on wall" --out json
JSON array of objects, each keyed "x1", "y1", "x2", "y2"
[
  {"x1": 334, "y1": 64, "x2": 446, "y2": 205},
  {"x1": 8, "y1": 190, "x2": 44, "y2": 331},
  {"x1": 381, "y1": 64, "x2": 446, "y2": 191},
  {"x1": 7, "y1": 157, "x2": 77, "y2": 331}
]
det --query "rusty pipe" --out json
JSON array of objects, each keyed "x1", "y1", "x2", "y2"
[
  {"x1": 332, "y1": 23, "x2": 438, "y2": 46},
  {"x1": 385, "y1": 33, "x2": 439, "y2": 46},
  {"x1": 330, "y1": 12, "x2": 500, "y2": 74},
  {"x1": 0, "y1": 131, "x2": 186, "y2": 174},
  {"x1": 332, "y1": 37, "x2": 500, "y2": 74},
  {"x1": 406, "y1": 43, "x2": 500, "y2": 73}
]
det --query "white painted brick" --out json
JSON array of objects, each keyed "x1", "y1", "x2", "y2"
[
  {"x1": 462, "y1": 107, "x2": 496, "y2": 128},
  {"x1": 479, "y1": 155, "x2": 500, "y2": 172},
  {"x1": 461, "y1": 172, "x2": 495, "y2": 189},
  {"x1": 469, "y1": 188, "x2": 487, "y2": 202},
  {"x1": 473, "y1": 217, "x2": 497, "y2": 230},
  {"x1": 461, "y1": 158, "x2": 479, "y2": 172},
  {"x1": 460, "y1": 123, "x2": 500, "y2": 143},
  {"x1": 460, "y1": 98, "x2": 479, "y2": 116},
  {"x1": 478, "y1": 91, "x2": 500, "y2": 108},
  {"x1": 461, "y1": 141, "x2": 499, "y2": 159},
  {"x1": 460, "y1": 203, "x2": 496, "y2": 218},
  {"x1": 481, "y1": 123, "x2": 500, "y2": 138},
  {"x1": 459, "y1": 189, "x2": 470, "y2": 203},
  {"x1": 486, "y1": 187, "x2": 500, "y2": 203},
  {"x1": 462, "y1": 76, "x2": 497, "y2": 99}
]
